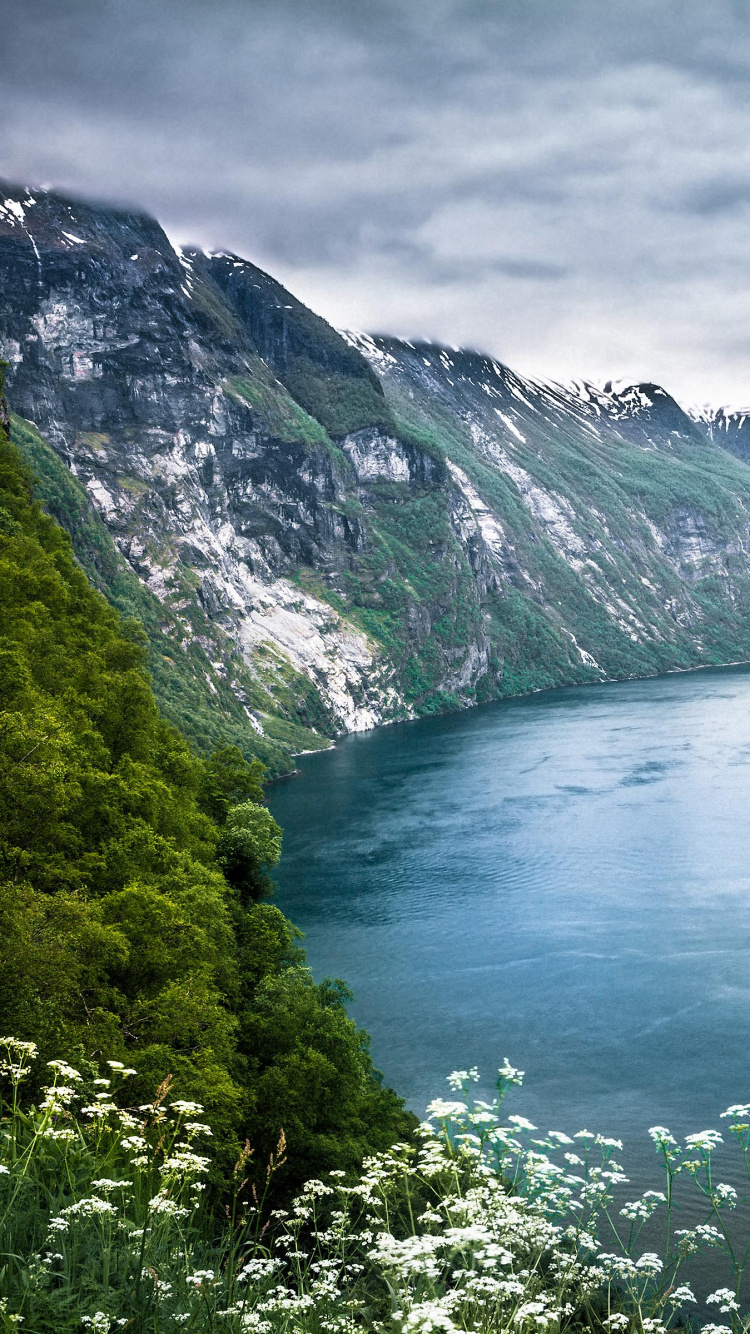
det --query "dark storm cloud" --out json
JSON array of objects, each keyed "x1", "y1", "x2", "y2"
[{"x1": 4, "y1": 0, "x2": 750, "y2": 402}]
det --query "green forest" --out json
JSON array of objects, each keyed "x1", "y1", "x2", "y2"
[{"x1": 0, "y1": 385, "x2": 412, "y2": 1203}]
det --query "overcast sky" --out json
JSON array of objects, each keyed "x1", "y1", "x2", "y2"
[{"x1": 3, "y1": 0, "x2": 750, "y2": 406}]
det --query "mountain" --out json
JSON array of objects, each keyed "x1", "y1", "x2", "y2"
[
  {"x1": 3, "y1": 180, "x2": 750, "y2": 772},
  {"x1": 694, "y1": 404, "x2": 750, "y2": 463}
]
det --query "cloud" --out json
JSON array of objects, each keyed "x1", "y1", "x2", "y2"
[{"x1": 2, "y1": 0, "x2": 750, "y2": 403}]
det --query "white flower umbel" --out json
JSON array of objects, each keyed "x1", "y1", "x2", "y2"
[
  {"x1": 707, "y1": 1288, "x2": 741, "y2": 1314},
  {"x1": 685, "y1": 1130, "x2": 724, "y2": 1152}
]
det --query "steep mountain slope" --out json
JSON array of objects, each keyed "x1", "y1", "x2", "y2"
[
  {"x1": 695, "y1": 405, "x2": 750, "y2": 463},
  {"x1": 347, "y1": 335, "x2": 750, "y2": 682},
  {"x1": 0, "y1": 183, "x2": 425, "y2": 769},
  {"x1": 6, "y1": 413, "x2": 325, "y2": 774},
  {"x1": 3, "y1": 180, "x2": 750, "y2": 770}
]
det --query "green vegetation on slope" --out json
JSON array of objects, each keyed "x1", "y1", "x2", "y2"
[
  {"x1": 282, "y1": 355, "x2": 395, "y2": 439},
  {"x1": 10, "y1": 414, "x2": 335, "y2": 776},
  {"x1": 380, "y1": 372, "x2": 750, "y2": 687},
  {"x1": 204, "y1": 254, "x2": 393, "y2": 438},
  {"x1": 223, "y1": 366, "x2": 336, "y2": 453},
  {"x1": 0, "y1": 406, "x2": 412, "y2": 1197},
  {"x1": 297, "y1": 481, "x2": 490, "y2": 714}
]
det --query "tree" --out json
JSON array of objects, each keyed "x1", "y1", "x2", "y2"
[
  {"x1": 216, "y1": 800, "x2": 283, "y2": 902},
  {"x1": 198, "y1": 744, "x2": 265, "y2": 824}
]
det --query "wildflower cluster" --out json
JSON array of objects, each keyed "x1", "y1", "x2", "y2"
[{"x1": 2, "y1": 1042, "x2": 750, "y2": 1333}]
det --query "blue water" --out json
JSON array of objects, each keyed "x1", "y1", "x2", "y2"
[{"x1": 269, "y1": 667, "x2": 750, "y2": 1199}]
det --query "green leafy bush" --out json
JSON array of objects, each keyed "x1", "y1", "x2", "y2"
[{"x1": 216, "y1": 801, "x2": 283, "y2": 902}]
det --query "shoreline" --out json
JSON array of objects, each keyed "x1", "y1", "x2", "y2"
[{"x1": 267, "y1": 652, "x2": 750, "y2": 784}]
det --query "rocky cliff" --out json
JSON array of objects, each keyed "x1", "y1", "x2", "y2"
[
  {"x1": 3, "y1": 180, "x2": 750, "y2": 772},
  {"x1": 695, "y1": 405, "x2": 750, "y2": 464}
]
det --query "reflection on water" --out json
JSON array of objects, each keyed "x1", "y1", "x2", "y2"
[{"x1": 269, "y1": 667, "x2": 750, "y2": 1203}]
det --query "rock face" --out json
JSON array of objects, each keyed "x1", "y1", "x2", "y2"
[
  {"x1": 3, "y1": 180, "x2": 750, "y2": 770},
  {"x1": 346, "y1": 336, "x2": 750, "y2": 679},
  {"x1": 696, "y1": 405, "x2": 750, "y2": 463}
]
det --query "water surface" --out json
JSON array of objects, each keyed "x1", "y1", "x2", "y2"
[{"x1": 269, "y1": 667, "x2": 750, "y2": 1188}]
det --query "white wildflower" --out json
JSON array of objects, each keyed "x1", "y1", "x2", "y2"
[
  {"x1": 685, "y1": 1129, "x2": 723, "y2": 1151},
  {"x1": 669, "y1": 1285, "x2": 696, "y2": 1305},
  {"x1": 148, "y1": 1193, "x2": 189, "y2": 1218},
  {"x1": 183, "y1": 1120, "x2": 213, "y2": 1136},
  {"x1": 447, "y1": 1068, "x2": 479, "y2": 1090},
  {"x1": 62, "y1": 1198, "x2": 116, "y2": 1218},
  {"x1": 635, "y1": 1252, "x2": 662, "y2": 1275},
  {"x1": 619, "y1": 1191, "x2": 665, "y2": 1221},
  {"x1": 160, "y1": 1148, "x2": 210, "y2": 1176},
  {"x1": 185, "y1": 1264, "x2": 214, "y2": 1285},
  {"x1": 707, "y1": 1289, "x2": 740, "y2": 1314},
  {"x1": 695, "y1": 1224, "x2": 724, "y2": 1242},
  {"x1": 46, "y1": 1060, "x2": 81, "y2": 1081},
  {"x1": 0, "y1": 1038, "x2": 37, "y2": 1056},
  {"x1": 498, "y1": 1058, "x2": 524, "y2": 1085},
  {"x1": 508, "y1": 1115, "x2": 537, "y2": 1131},
  {"x1": 648, "y1": 1126, "x2": 677, "y2": 1146},
  {"x1": 41, "y1": 1085, "x2": 76, "y2": 1110},
  {"x1": 426, "y1": 1099, "x2": 468, "y2": 1120}
]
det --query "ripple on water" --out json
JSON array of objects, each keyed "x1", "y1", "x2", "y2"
[{"x1": 269, "y1": 666, "x2": 750, "y2": 1224}]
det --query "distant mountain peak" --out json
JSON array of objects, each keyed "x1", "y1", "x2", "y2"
[{"x1": 4, "y1": 179, "x2": 750, "y2": 770}]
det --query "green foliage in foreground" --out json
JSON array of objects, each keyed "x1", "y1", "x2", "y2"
[
  {"x1": 1, "y1": 1040, "x2": 747, "y2": 1334},
  {"x1": 0, "y1": 417, "x2": 412, "y2": 1196}
]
